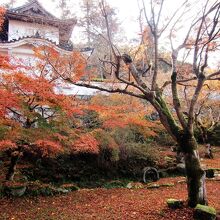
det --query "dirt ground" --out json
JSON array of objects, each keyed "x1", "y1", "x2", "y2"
[{"x1": 0, "y1": 148, "x2": 219, "y2": 220}]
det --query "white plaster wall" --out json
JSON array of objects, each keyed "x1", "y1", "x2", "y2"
[
  {"x1": 57, "y1": 84, "x2": 104, "y2": 96},
  {"x1": 8, "y1": 20, "x2": 59, "y2": 44}
]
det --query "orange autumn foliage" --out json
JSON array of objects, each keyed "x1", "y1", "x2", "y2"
[
  {"x1": 0, "y1": 7, "x2": 5, "y2": 31},
  {"x1": 89, "y1": 94, "x2": 163, "y2": 137},
  {"x1": 0, "y1": 55, "x2": 12, "y2": 69},
  {"x1": 0, "y1": 70, "x2": 83, "y2": 119},
  {"x1": 103, "y1": 118, "x2": 127, "y2": 129},
  {"x1": 34, "y1": 140, "x2": 62, "y2": 157},
  {"x1": 0, "y1": 89, "x2": 19, "y2": 117},
  {"x1": 0, "y1": 140, "x2": 17, "y2": 152},
  {"x1": 0, "y1": 139, "x2": 62, "y2": 158},
  {"x1": 72, "y1": 133, "x2": 99, "y2": 154},
  {"x1": 33, "y1": 46, "x2": 87, "y2": 82},
  {"x1": 0, "y1": 49, "x2": 86, "y2": 156}
]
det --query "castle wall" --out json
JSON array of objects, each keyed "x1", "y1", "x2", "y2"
[{"x1": 8, "y1": 20, "x2": 59, "y2": 44}]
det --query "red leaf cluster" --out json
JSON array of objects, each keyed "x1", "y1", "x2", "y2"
[
  {"x1": 0, "y1": 140, "x2": 17, "y2": 152},
  {"x1": 72, "y1": 133, "x2": 99, "y2": 154},
  {"x1": 0, "y1": 89, "x2": 19, "y2": 117},
  {"x1": 34, "y1": 140, "x2": 62, "y2": 157},
  {"x1": 0, "y1": 7, "x2": 5, "y2": 31}
]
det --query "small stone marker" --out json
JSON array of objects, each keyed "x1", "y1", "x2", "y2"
[
  {"x1": 126, "y1": 182, "x2": 144, "y2": 189},
  {"x1": 193, "y1": 204, "x2": 216, "y2": 220},
  {"x1": 147, "y1": 184, "x2": 160, "y2": 189},
  {"x1": 160, "y1": 183, "x2": 175, "y2": 187},
  {"x1": 166, "y1": 198, "x2": 184, "y2": 209}
]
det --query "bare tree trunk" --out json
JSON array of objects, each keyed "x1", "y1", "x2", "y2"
[
  {"x1": 181, "y1": 136, "x2": 207, "y2": 207},
  {"x1": 156, "y1": 104, "x2": 207, "y2": 207},
  {"x1": 6, "y1": 151, "x2": 20, "y2": 181}
]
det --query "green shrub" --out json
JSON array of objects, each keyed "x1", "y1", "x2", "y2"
[
  {"x1": 93, "y1": 129, "x2": 120, "y2": 166},
  {"x1": 118, "y1": 143, "x2": 159, "y2": 179},
  {"x1": 122, "y1": 142, "x2": 158, "y2": 163},
  {"x1": 155, "y1": 132, "x2": 176, "y2": 146},
  {"x1": 81, "y1": 110, "x2": 102, "y2": 130},
  {"x1": 113, "y1": 126, "x2": 146, "y2": 144},
  {"x1": 103, "y1": 180, "x2": 127, "y2": 189}
]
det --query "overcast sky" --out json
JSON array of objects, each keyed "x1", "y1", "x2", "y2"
[
  {"x1": 1, "y1": 0, "x2": 217, "y2": 53},
  {"x1": 1, "y1": 0, "x2": 200, "y2": 43},
  {"x1": 1, "y1": 0, "x2": 218, "y2": 66},
  {"x1": 1, "y1": 0, "x2": 140, "y2": 42}
]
